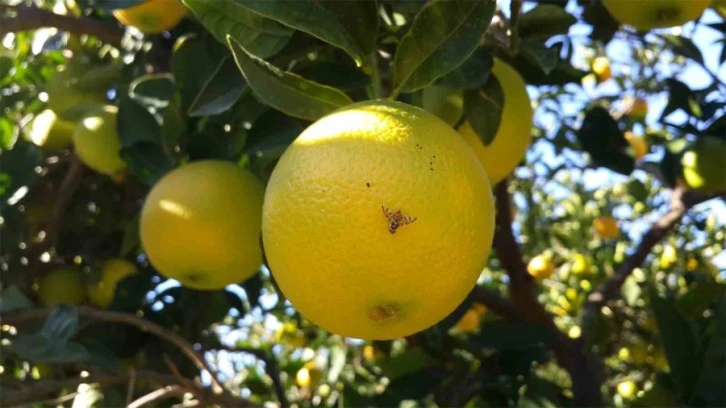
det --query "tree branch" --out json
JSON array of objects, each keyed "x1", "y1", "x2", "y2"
[
  {"x1": 128, "y1": 385, "x2": 186, "y2": 408},
  {"x1": 216, "y1": 346, "x2": 289, "y2": 408},
  {"x1": 0, "y1": 5, "x2": 124, "y2": 45},
  {"x1": 508, "y1": 0, "x2": 522, "y2": 56}
]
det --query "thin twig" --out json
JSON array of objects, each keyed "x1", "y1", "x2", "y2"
[
  {"x1": 128, "y1": 385, "x2": 186, "y2": 408},
  {"x1": 0, "y1": 5, "x2": 124, "y2": 45},
  {"x1": 221, "y1": 346, "x2": 289, "y2": 408},
  {"x1": 508, "y1": 0, "x2": 523, "y2": 56},
  {"x1": 126, "y1": 369, "x2": 137, "y2": 407}
]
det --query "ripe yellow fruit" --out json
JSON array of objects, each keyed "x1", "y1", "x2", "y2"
[
  {"x1": 47, "y1": 62, "x2": 118, "y2": 121},
  {"x1": 263, "y1": 100, "x2": 494, "y2": 340},
  {"x1": 87, "y1": 259, "x2": 138, "y2": 309},
  {"x1": 25, "y1": 110, "x2": 75, "y2": 154},
  {"x1": 617, "y1": 380, "x2": 638, "y2": 399},
  {"x1": 421, "y1": 85, "x2": 464, "y2": 127},
  {"x1": 113, "y1": 0, "x2": 187, "y2": 34},
  {"x1": 73, "y1": 105, "x2": 126, "y2": 175},
  {"x1": 660, "y1": 245, "x2": 677, "y2": 269},
  {"x1": 296, "y1": 363, "x2": 323, "y2": 388},
  {"x1": 37, "y1": 268, "x2": 86, "y2": 306},
  {"x1": 457, "y1": 59, "x2": 533, "y2": 183},
  {"x1": 681, "y1": 137, "x2": 726, "y2": 194},
  {"x1": 591, "y1": 56, "x2": 612, "y2": 82},
  {"x1": 624, "y1": 132, "x2": 648, "y2": 161},
  {"x1": 603, "y1": 0, "x2": 711, "y2": 30},
  {"x1": 275, "y1": 322, "x2": 307, "y2": 349},
  {"x1": 593, "y1": 215, "x2": 619, "y2": 239},
  {"x1": 571, "y1": 254, "x2": 592, "y2": 276},
  {"x1": 455, "y1": 303, "x2": 487, "y2": 333},
  {"x1": 623, "y1": 96, "x2": 648, "y2": 120},
  {"x1": 686, "y1": 256, "x2": 699, "y2": 272},
  {"x1": 527, "y1": 254, "x2": 555, "y2": 280},
  {"x1": 141, "y1": 161, "x2": 264, "y2": 290}
]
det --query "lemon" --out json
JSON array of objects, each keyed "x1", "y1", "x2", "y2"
[
  {"x1": 37, "y1": 268, "x2": 86, "y2": 306},
  {"x1": 113, "y1": 0, "x2": 187, "y2": 34},
  {"x1": 571, "y1": 254, "x2": 591, "y2": 276},
  {"x1": 87, "y1": 259, "x2": 138, "y2": 309},
  {"x1": 263, "y1": 100, "x2": 494, "y2": 340},
  {"x1": 24, "y1": 110, "x2": 75, "y2": 154},
  {"x1": 457, "y1": 59, "x2": 533, "y2": 183},
  {"x1": 624, "y1": 132, "x2": 648, "y2": 161},
  {"x1": 140, "y1": 161, "x2": 264, "y2": 290},
  {"x1": 681, "y1": 137, "x2": 726, "y2": 193},
  {"x1": 603, "y1": 0, "x2": 710, "y2": 30},
  {"x1": 593, "y1": 215, "x2": 619, "y2": 239},
  {"x1": 73, "y1": 105, "x2": 126, "y2": 175},
  {"x1": 527, "y1": 254, "x2": 555, "y2": 281},
  {"x1": 591, "y1": 56, "x2": 612, "y2": 82}
]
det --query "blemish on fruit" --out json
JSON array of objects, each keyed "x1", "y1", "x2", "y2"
[
  {"x1": 366, "y1": 182, "x2": 370, "y2": 187},
  {"x1": 382, "y1": 206, "x2": 417, "y2": 234},
  {"x1": 368, "y1": 302, "x2": 401, "y2": 322},
  {"x1": 185, "y1": 273, "x2": 203, "y2": 283}
]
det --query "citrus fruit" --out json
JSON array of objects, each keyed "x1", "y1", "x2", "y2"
[
  {"x1": 455, "y1": 303, "x2": 487, "y2": 333},
  {"x1": 140, "y1": 160, "x2": 264, "y2": 290},
  {"x1": 624, "y1": 132, "x2": 648, "y2": 160},
  {"x1": 24, "y1": 110, "x2": 75, "y2": 154},
  {"x1": 113, "y1": 0, "x2": 187, "y2": 34},
  {"x1": 617, "y1": 380, "x2": 638, "y2": 398},
  {"x1": 87, "y1": 259, "x2": 138, "y2": 309},
  {"x1": 37, "y1": 267, "x2": 86, "y2": 306},
  {"x1": 603, "y1": 0, "x2": 711, "y2": 30},
  {"x1": 660, "y1": 245, "x2": 677, "y2": 269},
  {"x1": 457, "y1": 58, "x2": 533, "y2": 183},
  {"x1": 296, "y1": 362, "x2": 323, "y2": 388},
  {"x1": 681, "y1": 137, "x2": 726, "y2": 193},
  {"x1": 47, "y1": 61, "x2": 119, "y2": 121},
  {"x1": 275, "y1": 322, "x2": 307, "y2": 349},
  {"x1": 591, "y1": 56, "x2": 612, "y2": 82},
  {"x1": 527, "y1": 253, "x2": 554, "y2": 281},
  {"x1": 571, "y1": 253, "x2": 592, "y2": 275},
  {"x1": 623, "y1": 96, "x2": 648, "y2": 120},
  {"x1": 421, "y1": 85, "x2": 463, "y2": 127},
  {"x1": 73, "y1": 105, "x2": 126, "y2": 175},
  {"x1": 262, "y1": 100, "x2": 494, "y2": 340},
  {"x1": 593, "y1": 215, "x2": 619, "y2": 239}
]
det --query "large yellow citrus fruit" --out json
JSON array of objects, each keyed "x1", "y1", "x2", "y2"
[
  {"x1": 113, "y1": 0, "x2": 187, "y2": 34},
  {"x1": 457, "y1": 59, "x2": 533, "y2": 184},
  {"x1": 47, "y1": 62, "x2": 118, "y2": 121},
  {"x1": 263, "y1": 100, "x2": 494, "y2": 340},
  {"x1": 88, "y1": 259, "x2": 138, "y2": 309},
  {"x1": 73, "y1": 105, "x2": 126, "y2": 175},
  {"x1": 24, "y1": 110, "x2": 75, "y2": 154},
  {"x1": 603, "y1": 0, "x2": 711, "y2": 30},
  {"x1": 37, "y1": 268, "x2": 86, "y2": 306},
  {"x1": 681, "y1": 137, "x2": 726, "y2": 193},
  {"x1": 140, "y1": 161, "x2": 264, "y2": 290}
]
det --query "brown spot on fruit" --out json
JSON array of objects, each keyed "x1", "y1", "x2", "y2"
[{"x1": 368, "y1": 303, "x2": 401, "y2": 322}]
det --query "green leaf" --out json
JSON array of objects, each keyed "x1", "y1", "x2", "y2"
[
  {"x1": 13, "y1": 335, "x2": 91, "y2": 363},
  {"x1": 189, "y1": 56, "x2": 247, "y2": 117},
  {"x1": 689, "y1": 297, "x2": 726, "y2": 406},
  {"x1": 518, "y1": 5, "x2": 577, "y2": 41},
  {"x1": 435, "y1": 47, "x2": 493, "y2": 89},
  {"x1": 161, "y1": 95, "x2": 186, "y2": 152},
  {"x1": 0, "y1": 286, "x2": 33, "y2": 312},
  {"x1": 661, "y1": 34, "x2": 704, "y2": 65},
  {"x1": 182, "y1": 0, "x2": 293, "y2": 58},
  {"x1": 120, "y1": 142, "x2": 174, "y2": 186},
  {"x1": 464, "y1": 75, "x2": 504, "y2": 146},
  {"x1": 1, "y1": 140, "x2": 43, "y2": 204},
  {"x1": 649, "y1": 285, "x2": 703, "y2": 400},
  {"x1": 393, "y1": 0, "x2": 496, "y2": 93},
  {"x1": 245, "y1": 110, "x2": 303, "y2": 181},
  {"x1": 520, "y1": 376, "x2": 565, "y2": 408},
  {"x1": 231, "y1": 0, "x2": 376, "y2": 70},
  {"x1": 117, "y1": 96, "x2": 162, "y2": 148},
  {"x1": 228, "y1": 36, "x2": 352, "y2": 121},
  {"x1": 129, "y1": 73, "x2": 175, "y2": 109},
  {"x1": 379, "y1": 347, "x2": 436, "y2": 380},
  {"x1": 120, "y1": 215, "x2": 140, "y2": 257},
  {"x1": 518, "y1": 38, "x2": 558, "y2": 75},
  {"x1": 296, "y1": 63, "x2": 372, "y2": 91},
  {"x1": 661, "y1": 79, "x2": 701, "y2": 120},
  {"x1": 42, "y1": 305, "x2": 79, "y2": 342},
  {"x1": 172, "y1": 36, "x2": 228, "y2": 110},
  {"x1": 469, "y1": 322, "x2": 553, "y2": 349},
  {"x1": 677, "y1": 282, "x2": 726, "y2": 318},
  {"x1": 577, "y1": 106, "x2": 634, "y2": 175}
]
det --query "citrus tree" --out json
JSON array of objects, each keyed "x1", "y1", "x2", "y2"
[{"x1": 1, "y1": 0, "x2": 725, "y2": 407}]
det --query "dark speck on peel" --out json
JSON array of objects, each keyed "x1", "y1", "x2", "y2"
[{"x1": 366, "y1": 183, "x2": 371, "y2": 187}]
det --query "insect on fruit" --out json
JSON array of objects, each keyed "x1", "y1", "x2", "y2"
[{"x1": 382, "y1": 206, "x2": 417, "y2": 234}]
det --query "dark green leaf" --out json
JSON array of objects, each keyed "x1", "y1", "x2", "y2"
[
  {"x1": 581, "y1": 0, "x2": 619, "y2": 43},
  {"x1": 245, "y1": 110, "x2": 303, "y2": 181},
  {"x1": 228, "y1": 36, "x2": 352, "y2": 121},
  {"x1": 469, "y1": 321, "x2": 554, "y2": 349},
  {"x1": 161, "y1": 95, "x2": 186, "y2": 151},
  {"x1": 649, "y1": 285, "x2": 703, "y2": 400},
  {"x1": 189, "y1": 56, "x2": 248, "y2": 117},
  {"x1": 518, "y1": 38, "x2": 558, "y2": 75},
  {"x1": 172, "y1": 36, "x2": 228, "y2": 110},
  {"x1": 518, "y1": 5, "x2": 577, "y2": 40},
  {"x1": 393, "y1": 0, "x2": 496, "y2": 93},
  {"x1": 0, "y1": 140, "x2": 43, "y2": 203},
  {"x1": 241, "y1": 273, "x2": 264, "y2": 310},
  {"x1": 317, "y1": 0, "x2": 379, "y2": 56},
  {"x1": 376, "y1": 369, "x2": 444, "y2": 405},
  {"x1": 13, "y1": 334, "x2": 91, "y2": 363},
  {"x1": 520, "y1": 376, "x2": 565, "y2": 408},
  {"x1": 677, "y1": 282, "x2": 726, "y2": 318},
  {"x1": 661, "y1": 34, "x2": 705, "y2": 65},
  {"x1": 129, "y1": 73, "x2": 175, "y2": 109},
  {"x1": 296, "y1": 63, "x2": 371, "y2": 91},
  {"x1": 187, "y1": 122, "x2": 246, "y2": 161},
  {"x1": 435, "y1": 47, "x2": 493, "y2": 89},
  {"x1": 661, "y1": 79, "x2": 700, "y2": 120},
  {"x1": 0, "y1": 286, "x2": 33, "y2": 312},
  {"x1": 120, "y1": 215, "x2": 140, "y2": 257},
  {"x1": 689, "y1": 297, "x2": 726, "y2": 406},
  {"x1": 464, "y1": 75, "x2": 504, "y2": 146},
  {"x1": 42, "y1": 305, "x2": 79, "y2": 342},
  {"x1": 182, "y1": 0, "x2": 293, "y2": 58},
  {"x1": 658, "y1": 139, "x2": 689, "y2": 188},
  {"x1": 120, "y1": 142, "x2": 174, "y2": 186},
  {"x1": 379, "y1": 347, "x2": 436, "y2": 380},
  {"x1": 577, "y1": 106, "x2": 634, "y2": 175},
  {"x1": 117, "y1": 96, "x2": 162, "y2": 147},
  {"x1": 232, "y1": 0, "x2": 375, "y2": 69}
]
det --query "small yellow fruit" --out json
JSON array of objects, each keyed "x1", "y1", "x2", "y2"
[
  {"x1": 457, "y1": 59, "x2": 534, "y2": 183},
  {"x1": 617, "y1": 380, "x2": 638, "y2": 399},
  {"x1": 623, "y1": 96, "x2": 648, "y2": 120},
  {"x1": 571, "y1": 254, "x2": 591, "y2": 276},
  {"x1": 603, "y1": 0, "x2": 711, "y2": 30},
  {"x1": 661, "y1": 245, "x2": 677, "y2": 269},
  {"x1": 87, "y1": 259, "x2": 138, "y2": 309},
  {"x1": 141, "y1": 161, "x2": 264, "y2": 290},
  {"x1": 30, "y1": 364, "x2": 53, "y2": 380},
  {"x1": 527, "y1": 254, "x2": 555, "y2": 281},
  {"x1": 681, "y1": 137, "x2": 726, "y2": 194},
  {"x1": 24, "y1": 110, "x2": 75, "y2": 154},
  {"x1": 421, "y1": 85, "x2": 464, "y2": 127},
  {"x1": 455, "y1": 307, "x2": 483, "y2": 333},
  {"x1": 591, "y1": 56, "x2": 612, "y2": 82},
  {"x1": 686, "y1": 257, "x2": 699, "y2": 272},
  {"x1": 296, "y1": 363, "x2": 323, "y2": 388},
  {"x1": 568, "y1": 325, "x2": 581, "y2": 339},
  {"x1": 263, "y1": 100, "x2": 494, "y2": 340},
  {"x1": 37, "y1": 268, "x2": 86, "y2": 306},
  {"x1": 593, "y1": 216, "x2": 619, "y2": 239},
  {"x1": 624, "y1": 132, "x2": 648, "y2": 161},
  {"x1": 274, "y1": 322, "x2": 307, "y2": 349},
  {"x1": 113, "y1": 0, "x2": 187, "y2": 34},
  {"x1": 73, "y1": 105, "x2": 126, "y2": 175}
]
